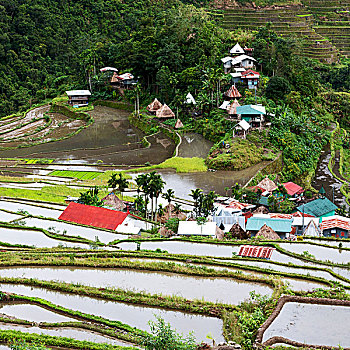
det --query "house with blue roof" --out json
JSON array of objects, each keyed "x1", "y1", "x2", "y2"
[
  {"x1": 236, "y1": 104, "x2": 266, "y2": 129},
  {"x1": 297, "y1": 197, "x2": 338, "y2": 220},
  {"x1": 246, "y1": 217, "x2": 293, "y2": 239}
]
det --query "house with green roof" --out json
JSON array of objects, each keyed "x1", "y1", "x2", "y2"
[
  {"x1": 297, "y1": 197, "x2": 338, "y2": 220},
  {"x1": 246, "y1": 217, "x2": 293, "y2": 239},
  {"x1": 236, "y1": 104, "x2": 266, "y2": 128}
]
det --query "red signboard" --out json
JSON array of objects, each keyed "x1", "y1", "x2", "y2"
[{"x1": 238, "y1": 245, "x2": 275, "y2": 259}]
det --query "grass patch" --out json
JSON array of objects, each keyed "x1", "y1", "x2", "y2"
[
  {"x1": 206, "y1": 138, "x2": 264, "y2": 170},
  {"x1": 0, "y1": 185, "x2": 108, "y2": 204},
  {"x1": 49, "y1": 170, "x2": 102, "y2": 180},
  {"x1": 127, "y1": 157, "x2": 207, "y2": 173}
]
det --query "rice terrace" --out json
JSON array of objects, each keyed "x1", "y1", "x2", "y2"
[{"x1": 0, "y1": 0, "x2": 350, "y2": 350}]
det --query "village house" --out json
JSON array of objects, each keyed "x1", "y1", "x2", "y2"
[
  {"x1": 224, "y1": 85, "x2": 242, "y2": 100},
  {"x1": 110, "y1": 72, "x2": 135, "y2": 88},
  {"x1": 297, "y1": 197, "x2": 338, "y2": 219},
  {"x1": 58, "y1": 202, "x2": 141, "y2": 234},
  {"x1": 231, "y1": 54, "x2": 256, "y2": 69},
  {"x1": 227, "y1": 99, "x2": 241, "y2": 120},
  {"x1": 65, "y1": 90, "x2": 91, "y2": 107},
  {"x1": 233, "y1": 119, "x2": 251, "y2": 139},
  {"x1": 230, "y1": 68, "x2": 246, "y2": 83},
  {"x1": 177, "y1": 221, "x2": 223, "y2": 239},
  {"x1": 283, "y1": 182, "x2": 304, "y2": 198},
  {"x1": 241, "y1": 69, "x2": 260, "y2": 89},
  {"x1": 230, "y1": 43, "x2": 245, "y2": 55},
  {"x1": 320, "y1": 215, "x2": 350, "y2": 238},
  {"x1": 156, "y1": 104, "x2": 175, "y2": 119},
  {"x1": 147, "y1": 98, "x2": 163, "y2": 114},
  {"x1": 246, "y1": 216, "x2": 293, "y2": 239},
  {"x1": 235, "y1": 105, "x2": 266, "y2": 129}
]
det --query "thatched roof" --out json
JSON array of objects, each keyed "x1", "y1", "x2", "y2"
[
  {"x1": 256, "y1": 224, "x2": 280, "y2": 240},
  {"x1": 175, "y1": 119, "x2": 184, "y2": 129},
  {"x1": 228, "y1": 99, "x2": 240, "y2": 115},
  {"x1": 156, "y1": 104, "x2": 175, "y2": 119},
  {"x1": 147, "y1": 98, "x2": 163, "y2": 113},
  {"x1": 228, "y1": 223, "x2": 249, "y2": 240},
  {"x1": 158, "y1": 226, "x2": 174, "y2": 238},
  {"x1": 257, "y1": 176, "x2": 278, "y2": 193},
  {"x1": 157, "y1": 203, "x2": 186, "y2": 223},
  {"x1": 102, "y1": 192, "x2": 126, "y2": 211},
  {"x1": 224, "y1": 85, "x2": 242, "y2": 99},
  {"x1": 252, "y1": 206, "x2": 269, "y2": 215},
  {"x1": 215, "y1": 226, "x2": 225, "y2": 240}
]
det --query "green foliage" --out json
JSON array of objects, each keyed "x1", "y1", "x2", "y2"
[
  {"x1": 49, "y1": 170, "x2": 102, "y2": 180},
  {"x1": 266, "y1": 76, "x2": 291, "y2": 101},
  {"x1": 165, "y1": 218, "x2": 180, "y2": 232},
  {"x1": 79, "y1": 186, "x2": 103, "y2": 207},
  {"x1": 142, "y1": 317, "x2": 196, "y2": 350},
  {"x1": 10, "y1": 340, "x2": 49, "y2": 350}
]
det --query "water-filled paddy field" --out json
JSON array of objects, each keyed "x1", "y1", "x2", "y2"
[
  {"x1": 0, "y1": 284, "x2": 224, "y2": 343},
  {"x1": 262, "y1": 302, "x2": 350, "y2": 348},
  {"x1": 0, "y1": 266, "x2": 272, "y2": 304}
]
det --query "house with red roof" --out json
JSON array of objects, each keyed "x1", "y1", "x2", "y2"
[
  {"x1": 320, "y1": 215, "x2": 350, "y2": 239},
  {"x1": 58, "y1": 202, "x2": 141, "y2": 234},
  {"x1": 241, "y1": 69, "x2": 260, "y2": 89},
  {"x1": 283, "y1": 182, "x2": 304, "y2": 198}
]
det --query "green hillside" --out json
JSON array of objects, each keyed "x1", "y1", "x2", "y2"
[{"x1": 221, "y1": 0, "x2": 350, "y2": 60}]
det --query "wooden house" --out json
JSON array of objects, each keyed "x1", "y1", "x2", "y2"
[
  {"x1": 320, "y1": 215, "x2": 350, "y2": 238},
  {"x1": 283, "y1": 182, "x2": 304, "y2": 198},
  {"x1": 65, "y1": 90, "x2": 91, "y2": 107},
  {"x1": 257, "y1": 176, "x2": 278, "y2": 194},
  {"x1": 246, "y1": 217, "x2": 293, "y2": 239},
  {"x1": 235, "y1": 104, "x2": 266, "y2": 128},
  {"x1": 241, "y1": 69, "x2": 260, "y2": 89},
  {"x1": 227, "y1": 99, "x2": 240, "y2": 119},
  {"x1": 231, "y1": 54, "x2": 256, "y2": 69},
  {"x1": 233, "y1": 119, "x2": 250, "y2": 139},
  {"x1": 297, "y1": 197, "x2": 338, "y2": 219}
]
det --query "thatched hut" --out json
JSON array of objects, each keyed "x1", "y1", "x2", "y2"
[
  {"x1": 158, "y1": 226, "x2": 174, "y2": 238},
  {"x1": 255, "y1": 224, "x2": 280, "y2": 240},
  {"x1": 228, "y1": 99, "x2": 240, "y2": 117},
  {"x1": 257, "y1": 176, "x2": 278, "y2": 193},
  {"x1": 158, "y1": 203, "x2": 186, "y2": 223},
  {"x1": 102, "y1": 192, "x2": 126, "y2": 211},
  {"x1": 175, "y1": 119, "x2": 184, "y2": 129},
  {"x1": 147, "y1": 98, "x2": 163, "y2": 113},
  {"x1": 252, "y1": 206, "x2": 269, "y2": 215},
  {"x1": 227, "y1": 223, "x2": 249, "y2": 240},
  {"x1": 224, "y1": 85, "x2": 242, "y2": 100},
  {"x1": 215, "y1": 226, "x2": 225, "y2": 240},
  {"x1": 156, "y1": 104, "x2": 175, "y2": 119}
]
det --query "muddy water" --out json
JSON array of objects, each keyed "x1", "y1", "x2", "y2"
[
  {"x1": 0, "y1": 107, "x2": 175, "y2": 165},
  {"x1": 23, "y1": 218, "x2": 128, "y2": 244},
  {"x1": 117, "y1": 240, "x2": 240, "y2": 257},
  {"x1": 0, "y1": 227, "x2": 88, "y2": 249},
  {"x1": 0, "y1": 267, "x2": 272, "y2": 304},
  {"x1": 312, "y1": 147, "x2": 346, "y2": 207},
  {"x1": 0, "y1": 303, "x2": 74, "y2": 323},
  {"x1": 278, "y1": 242, "x2": 350, "y2": 264},
  {"x1": 178, "y1": 133, "x2": 213, "y2": 158},
  {"x1": 305, "y1": 239, "x2": 350, "y2": 249},
  {"x1": 0, "y1": 284, "x2": 224, "y2": 343},
  {"x1": 262, "y1": 302, "x2": 350, "y2": 347},
  {"x1": 0, "y1": 200, "x2": 63, "y2": 219},
  {"x1": 141, "y1": 162, "x2": 269, "y2": 200},
  {"x1": 0, "y1": 323, "x2": 131, "y2": 346}
]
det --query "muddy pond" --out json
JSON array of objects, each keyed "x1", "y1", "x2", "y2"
[
  {"x1": 0, "y1": 284, "x2": 224, "y2": 343},
  {"x1": 262, "y1": 302, "x2": 350, "y2": 348},
  {"x1": 0, "y1": 266, "x2": 272, "y2": 304}
]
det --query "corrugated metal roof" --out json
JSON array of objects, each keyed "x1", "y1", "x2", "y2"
[
  {"x1": 59, "y1": 202, "x2": 128, "y2": 230},
  {"x1": 283, "y1": 182, "x2": 304, "y2": 196},
  {"x1": 320, "y1": 215, "x2": 350, "y2": 231},
  {"x1": 246, "y1": 217, "x2": 293, "y2": 233},
  {"x1": 297, "y1": 198, "x2": 338, "y2": 217},
  {"x1": 236, "y1": 105, "x2": 266, "y2": 115},
  {"x1": 238, "y1": 245, "x2": 275, "y2": 259},
  {"x1": 66, "y1": 90, "x2": 91, "y2": 96}
]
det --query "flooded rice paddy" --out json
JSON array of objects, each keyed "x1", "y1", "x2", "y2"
[
  {"x1": 0, "y1": 201, "x2": 62, "y2": 219},
  {"x1": 0, "y1": 284, "x2": 224, "y2": 343},
  {"x1": 0, "y1": 227, "x2": 88, "y2": 249},
  {"x1": 262, "y1": 302, "x2": 350, "y2": 347},
  {"x1": 0, "y1": 323, "x2": 131, "y2": 346},
  {"x1": 279, "y1": 242, "x2": 350, "y2": 264},
  {"x1": 0, "y1": 267, "x2": 272, "y2": 304},
  {"x1": 0, "y1": 303, "x2": 74, "y2": 323}
]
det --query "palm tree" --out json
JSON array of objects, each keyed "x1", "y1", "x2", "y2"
[
  {"x1": 135, "y1": 173, "x2": 150, "y2": 218},
  {"x1": 162, "y1": 188, "x2": 175, "y2": 216},
  {"x1": 173, "y1": 203, "x2": 182, "y2": 215},
  {"x1": 107, "y1": 173, "x2": 118, "y2": 192},
  {"x1": 149, "y1": 172, "x2": 165, "y2": 221},
  {"x1": 116, "y1": 173, "x2": 129, "y2": 200},
  {"x1": 190, "y1": 188, "x2": 203, "y2": 218}
]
